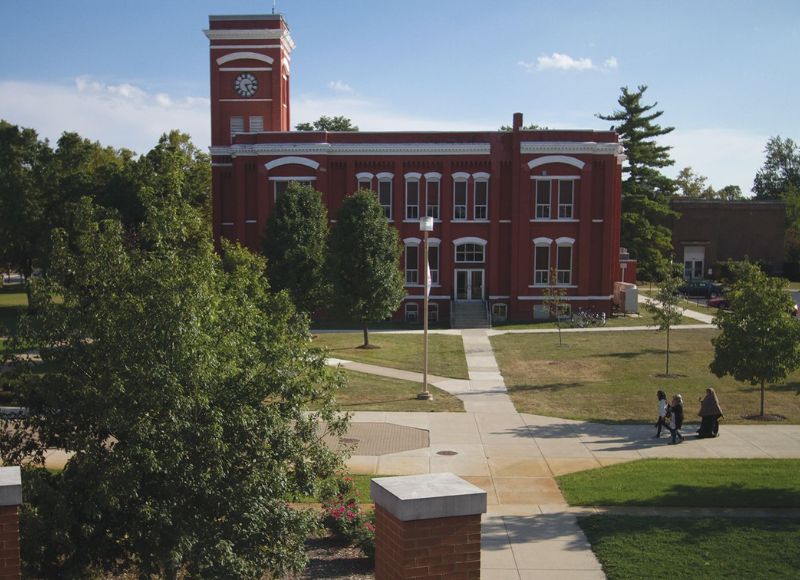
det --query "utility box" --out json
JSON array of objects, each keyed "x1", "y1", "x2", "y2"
[{"x1": 614, "y1": 282, "x2": 638, "y2": 314}]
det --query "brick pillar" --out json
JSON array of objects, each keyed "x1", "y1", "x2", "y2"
[
  {"x1": 0, "y1": 467, "x2": 22, "y2": 580},
  {"x1": 371, "y1": 472, "x2": 487, "y2": 580}
]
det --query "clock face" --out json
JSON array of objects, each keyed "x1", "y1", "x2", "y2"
[{"x1": 234, "y1": 73, "x2": 258, "y2": 97}]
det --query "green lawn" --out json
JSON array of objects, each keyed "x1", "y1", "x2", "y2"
[
  {"x1": 0, "y1": 284, "x2": 27, "y2": 338},
  {"x1": 325, "y1": 369, "x2": 464, "y2": 412},
  {"x1": 579, "y1": 515, "x2": 800, "y2": 580},
  {"x1": 558, "y1": 459, "x2": 800, "y2": 507},
  {"x1": 313, "y1": 332, "x2": 468, "y2": 379},
  {"x1": 491, "y1": 328, "x2": 800, "y2": 423}
]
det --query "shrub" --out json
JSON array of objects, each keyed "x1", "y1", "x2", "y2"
[{"x1": 320, "y1": 476, "x2": 375, "y2": 559}]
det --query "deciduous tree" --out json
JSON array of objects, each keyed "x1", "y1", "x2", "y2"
[
  {"x1": 328, "y1": 189, "x2": 404, "y2": 347},
  {"x1": 295, "y1": 115, "x2": 358, "y2": 132},
  {"x1": 597, "y1": 86, "x2": 676, "y2": 280},
  {"x1": 542, "y1": 267, "x2": 567, "y2": 346},
  {"x1": 644, "y1": 273, "x2": 684, "y2": 376},
  {"x1": 710, "y1": 261, "x2": 800, "y2": 417},
  {"x1": 2, "y1": 194, "x2": 347, "y2": 578},
  {"x1": 262, "y1": 181, "x2": 330, "y2": 314}
]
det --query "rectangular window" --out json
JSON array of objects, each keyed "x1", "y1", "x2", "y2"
[
  {"x1": 534, "y1": 246, "x2": 550, "y2": 285},
  {"x1": 378, "y1": 179, "x2": 392, "y2": 219},
  {"x1": 557, "y1": 245, "x2": 572, "y2": 285},
  {"x1": 406, "y1": 180, "x2": 419, "y2": 220},
  {"x1": 249, "y1": 116, "x2": 264, "y2": 132},
  {"x1": 492, "y1": 303, "x2": 508, "y2": 323},
  {"x1": 558, "y1": 181, "x2": 574, "y2": 218},
  {"x1": 230, "y1": 116, "x2": 244, "y2": 134},
  {"x1": 426, "y1": 180, "x2": 440, "y2": 219},
  {"x1": 455, "y1": 243, "x2": 484, "y2": 263},
  {"x1": 535, "y1": 181, "x2": 551, "y2": 219},
  {"x1": 405, "y1": 302, "x2": 419, "y2": 323},
  {"x1": 454, "y1": 181, "x2": 467, "y2": 220},
  {"x1": 358, "y1": 177, "x2": 372, "y2": 191},
  {"x1": 474, "y1": 180, "x2": 488, "y2": 220},
  {"x1": 405, "y1": 245, "x2": 419, "y2": 285},
  {"x1": 428, "y1": 303, "x2": 439, "y2": 323},
  {"x1": 428, "y1": 245, "x2": 439, "y2": 284}
]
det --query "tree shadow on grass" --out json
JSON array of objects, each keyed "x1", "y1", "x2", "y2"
[
  {"x1": 580, "y1": 483, "x2": 800, "y2": 515},
  {"x1": 594, "y1": 348, "x2": 685, "y2": 359},
  {"x1": 509, "y1": 382, "x2": 585, "y2": 394}
]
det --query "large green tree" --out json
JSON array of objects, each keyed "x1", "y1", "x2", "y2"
[
  {"x1": 598, "y1": 85, "x2": 676, "y2": 280},
  {"x1": 710, "y1": 261, "x2": 800, "y2": 417},
  {"x1": 262, "y1": 181, "x2": 330, "y2": 314},
  {"x1": 752, "y1": 136, "x2": 800, "y2": 200},
  {"x1": 674, "y1": 167, "x2": 743, "y2": 200},
  {"x1": 328, "y1": 189, "x2": 404, "y2": 347},
  {"x1": 295, "y1": 115, "x2": 358, "y2": 132},
  {"x1": 0, "y1": 121, "x2": 53, "y2": 278},
  {"x1": 2, "y1": 194, "x2": 347, "y2": 578}
]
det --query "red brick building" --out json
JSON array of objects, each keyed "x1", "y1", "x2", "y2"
[{"x1": 205, "y1": 14, "x2": 626, "y2": 323}]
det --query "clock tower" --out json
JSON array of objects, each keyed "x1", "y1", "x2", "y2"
[{"x1": 205, "y1": 14, "x2": 294, "y2": 145}]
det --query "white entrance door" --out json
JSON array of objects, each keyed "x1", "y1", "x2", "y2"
[
  {"x1": 683, "y1": 246, "x2": 705, "y2": 280},
  {"x1": 455, "y1": 269, "x2": 484, "y2": 301}
]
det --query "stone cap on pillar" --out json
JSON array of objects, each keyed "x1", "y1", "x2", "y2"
[
  {"x1": 0, "y1": 466, "x2": 22, "y2": 506},
  {"x1": 371, "y1": 472, "x2": 487, "y2": 522}
]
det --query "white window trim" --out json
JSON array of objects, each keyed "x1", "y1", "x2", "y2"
[
  {"x1": 558, "y1": 180, "x2": 575, "y2": 219},
  {"x1": 216, "y1": 51, "x2": 274, "y2": 66},
  {"x1": 474, "y1": 176, "x2": 489, "y2": 220},
  {"x1": 454, "y1": 240, "x2": 486, "y2": 264},
  {"x1": 556, "y1": 244, "x2": 573, "y2": 285},
  {"x1": 535, "y1": 180, "x2": 551, "y2": 220},
  {"x1": 533, "y1": 244, "x2": 550, "y2": 286},
  {"x1": 404, "y1": 244, "x2": 419, "y2": 285},
  {"x1": 425, "y1": 178, "x2": 441, "y2": 220},
  {"x1": 403, "y1": 237, "x2": 422, "y2": 246},
  {"x1": 453, "y1": 237, "x2": 488, "y2": 246},
  {"x1": 405, "y1": 175, "x2": 420, "y2": 220},
  {"x1": 528, "y1": 155, "x2": 585, "y2": 170},
  {"x1": 453, "y1": 175, "x2": 468, "y2": 221},
  {"x1": 377, "y1": 175, "x2": 393, "y2": 220},
  {"x1": 404, "y1": 302, "x2": 419, "y2": 322},
  {"x1": 265, "y1": 156, "x2": 320, "y2": 171},
  {"x1": 270, "y1": 177, "x2": 316, "y2": 201}
]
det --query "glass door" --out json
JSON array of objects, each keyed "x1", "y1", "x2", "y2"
[{"x1": 455, "y1": 269, "x2": 484, "y2": 301}]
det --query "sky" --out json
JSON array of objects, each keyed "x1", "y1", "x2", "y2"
[{"x1": 1, "y1": 0, "x2": 798, "y2": 194}]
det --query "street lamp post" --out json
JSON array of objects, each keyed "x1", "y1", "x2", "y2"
[{"x1": 417, "y1": 216, "x2": 434, "y2": 401}]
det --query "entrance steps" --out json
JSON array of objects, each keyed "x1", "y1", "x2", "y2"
[{"x1": 452, "y1": 301, "x2": 491, "y2": 329}]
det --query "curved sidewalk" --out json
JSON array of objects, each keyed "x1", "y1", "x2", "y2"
[{"x1": 329, "y1": 329, "x2": 800, "y2": 580}]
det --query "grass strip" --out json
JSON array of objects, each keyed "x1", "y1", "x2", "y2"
[
  {"x1": 558, "y1": 459, "x2": 800, "y2": 508},
  {"x1": 579, "y1": 515, "x2": 800, "y2": 580}
]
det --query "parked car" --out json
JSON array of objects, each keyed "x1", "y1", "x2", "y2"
[
  {"x1": 678, "y1": 279, "x2": 724, "y2": 298},
  {"x1": 707, "y1": 296, "x2": 730, "y2": 310}
]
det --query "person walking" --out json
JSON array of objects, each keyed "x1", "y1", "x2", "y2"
[
  {"x1": 655, "y1": 390, "x2": 668, "y2": 438},
  {"x1": 668, "y1": 394, "x2": 684, "y2": 445},
  {"x1": 698, "y1": 387, "x2": 723, "y2": 438}
]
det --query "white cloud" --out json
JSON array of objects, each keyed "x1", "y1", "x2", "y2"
[
  {"x1": 519, "y1": 53, "x2": 619, "y2": 72},
  {"x1": 327, "y1": 80, "x2": 354, "y2": 94},
  {"x1": 0, "y1": 77, "x2": 209, "y2": 155},
  {"x1": 662, "y1": 128, "x2": 768, "y2": 195}
]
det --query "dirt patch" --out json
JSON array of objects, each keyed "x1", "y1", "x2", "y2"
[
  {"x1": 523, "y1": 358, "x2": 608, "y2": 384},
  {"x1": 743, "y1": 414, "x2": 787, "y2": 422},
  {"x1": 283, "y1": 532, "x2": 373, "y2": 579}
]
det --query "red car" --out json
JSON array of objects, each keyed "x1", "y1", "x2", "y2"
[{"x1": 707, "y1": 297, "x2": 730, "y2": 310}]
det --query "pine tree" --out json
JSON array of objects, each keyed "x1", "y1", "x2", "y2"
[{"x1": 598, "y1": 85, "x2": 676, "y2": 280}]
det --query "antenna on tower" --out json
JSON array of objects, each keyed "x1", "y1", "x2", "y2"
[{"x1": 272, "y1": 0, "x2": 276, "y2": 14}]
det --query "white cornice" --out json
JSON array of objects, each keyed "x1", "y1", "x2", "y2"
[
  {"x1": 210, "y1": 142, "x2": 491, "y2": 157},
  {"x1": 521, "y1": 141, "x2": 623, "y2": 155},
  {"x1": 204, "y1": 28, "x2": 295, "y2": 53}
]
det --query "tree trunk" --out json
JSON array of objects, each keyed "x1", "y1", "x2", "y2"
[
  {"x1": 665, "y1": 325, "x2": 670, "y2": 375},
  {"x1": 362, "y1": 321, "x2": 369, "y2": 348},
  {"x1": 760, "y1": 379, "x2": 765, "y2": 416}
]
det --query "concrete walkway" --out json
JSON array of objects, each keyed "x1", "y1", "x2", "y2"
[
  {"x1": 330, "y1": 329, "x2": 800, "y2": 579},
  {"x1": 637, "y1": 292, "x2": 716, "y2": 324}
]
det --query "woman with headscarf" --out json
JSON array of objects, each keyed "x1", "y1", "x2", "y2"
[{"x1": 698, "y1": 387, "x2": 723, "y2": 438}]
